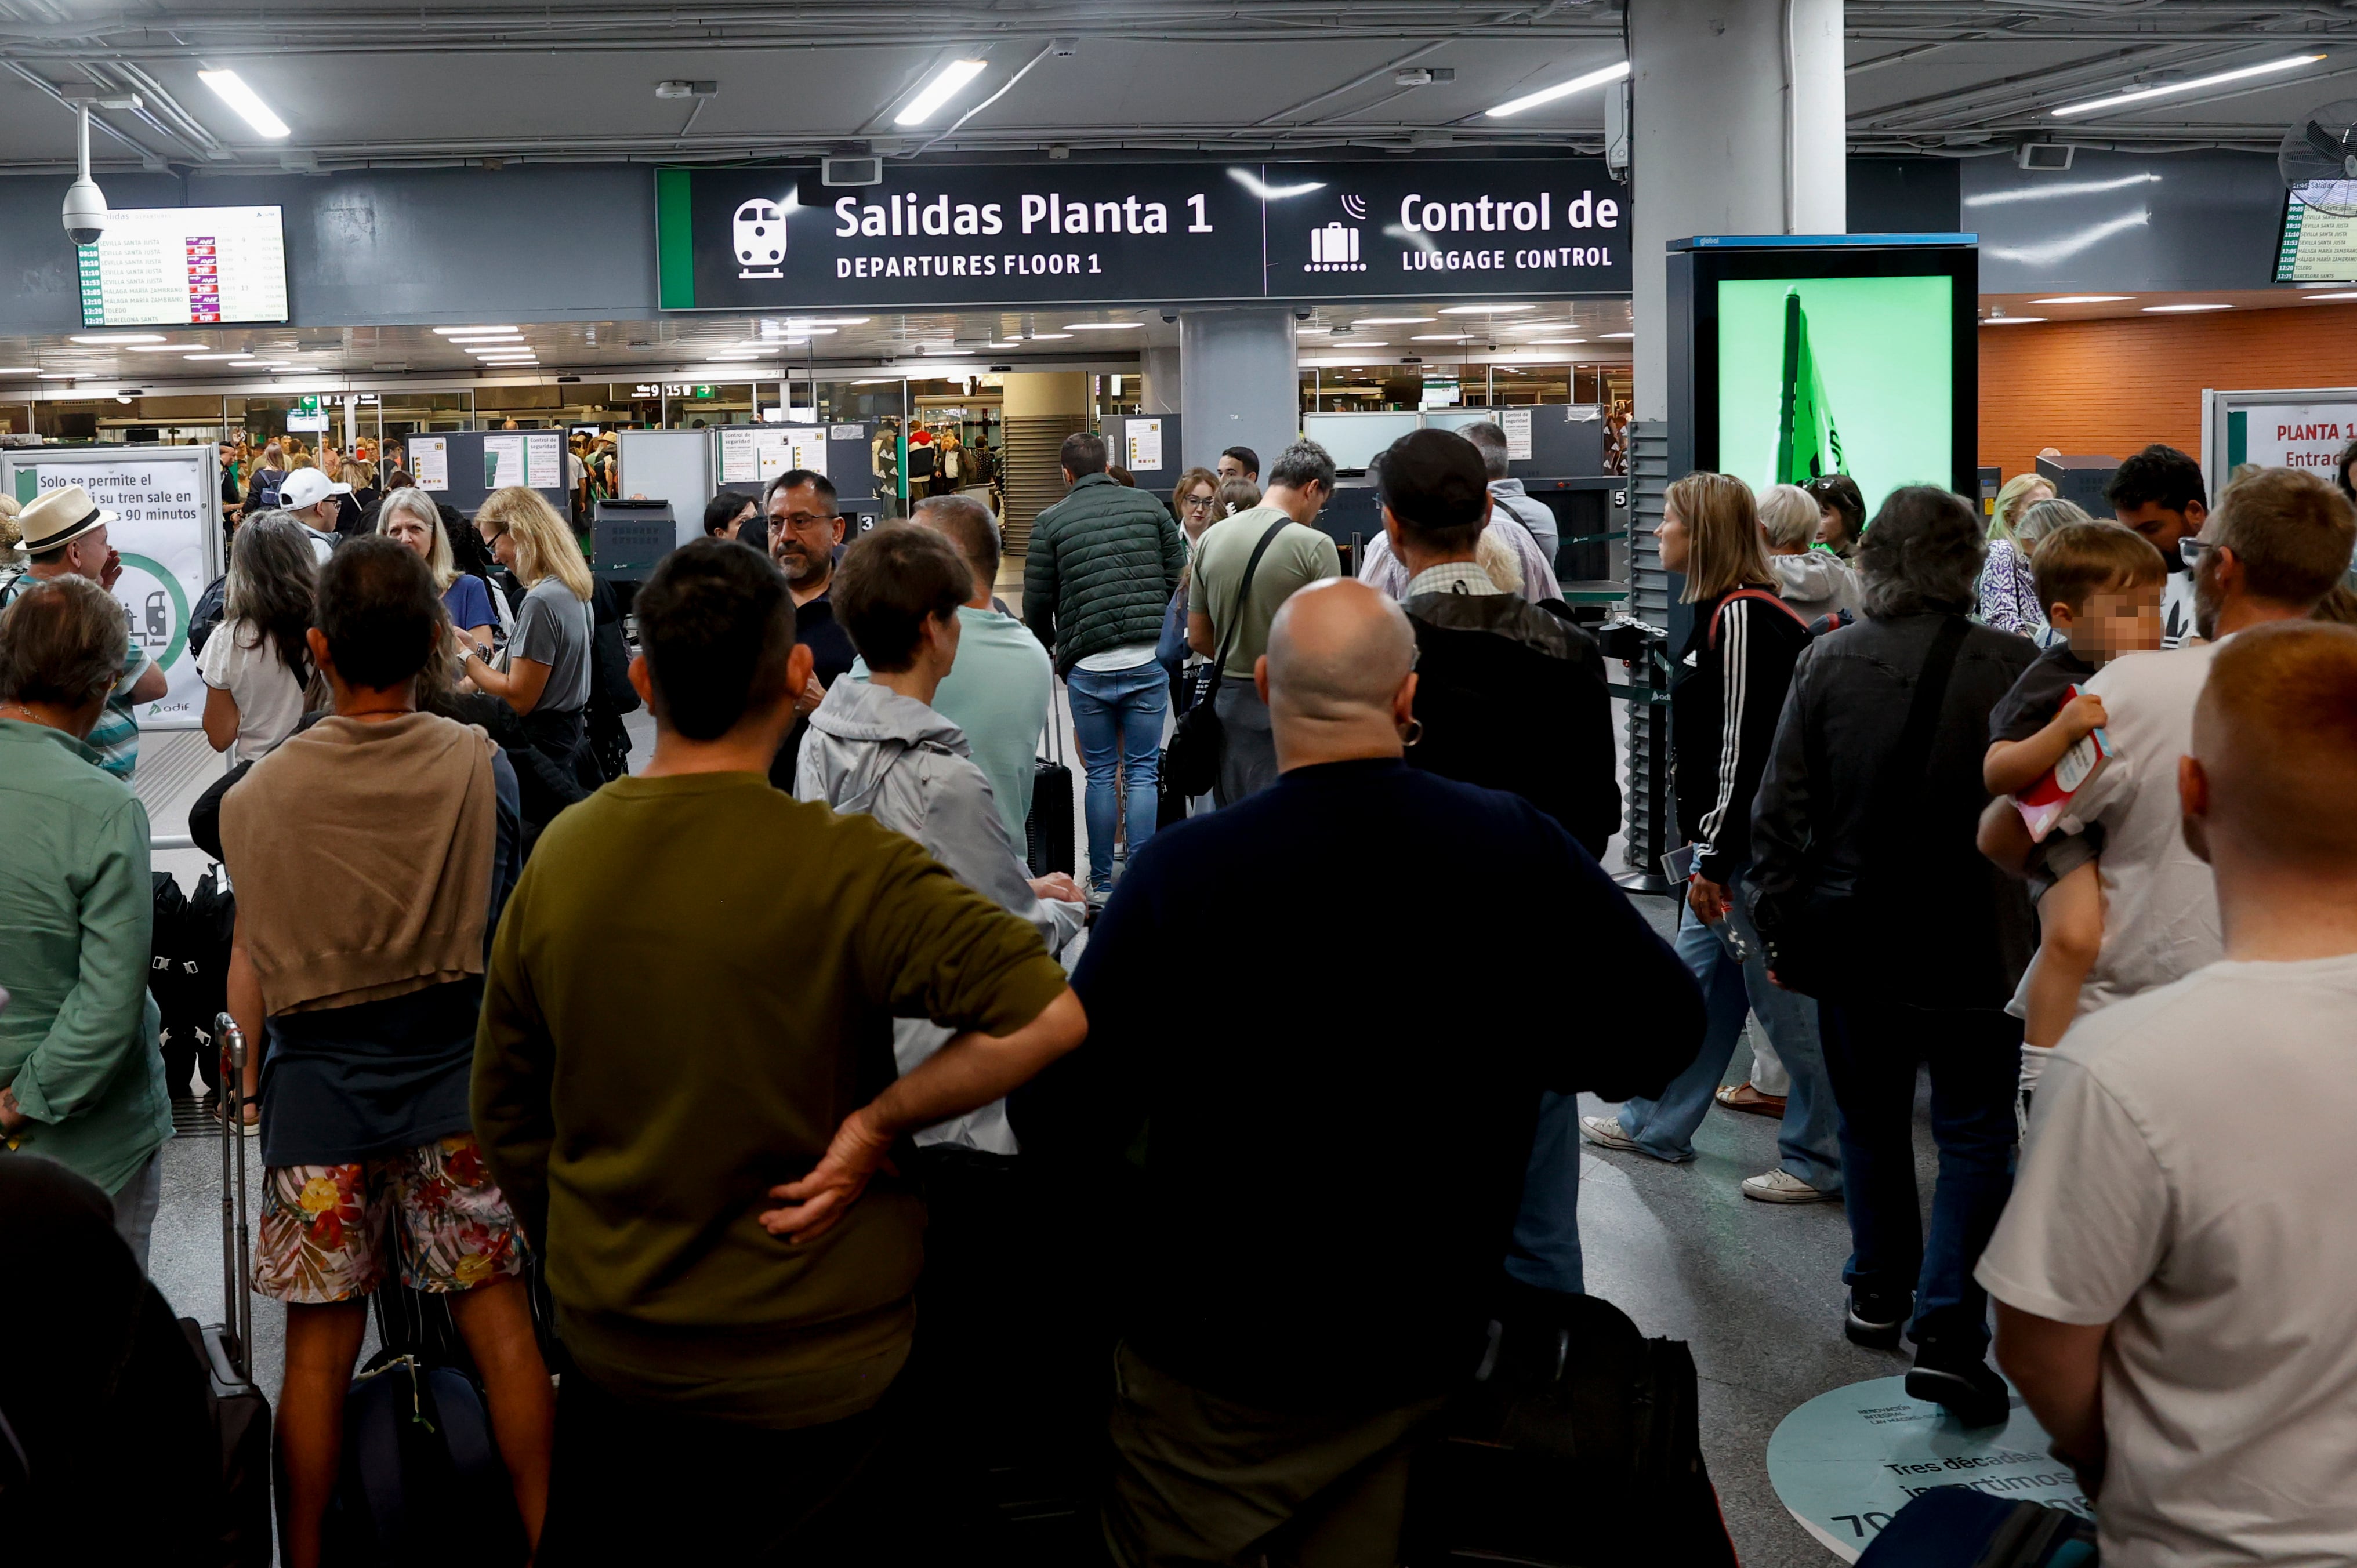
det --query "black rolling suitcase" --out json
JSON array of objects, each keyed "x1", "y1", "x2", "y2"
[
  {"x1": 1404, "y1": 1284, "x2": 1738, "y2": 1568},
  {"x1": 177, "y1": 1014, "x2": 275, "y2": 1567},
  {"x1": 1025, "y1": 681, "x2": 1077, "y2": 879}
]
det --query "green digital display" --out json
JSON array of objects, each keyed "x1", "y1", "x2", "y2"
[{"x1": 1714, "y1": 273, "x2": 1954, "y2": 521}]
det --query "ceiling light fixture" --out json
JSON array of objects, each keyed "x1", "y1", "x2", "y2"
[
  {"x1": 433, "y1": 326, "x2": 519, "y2": 336},
  {"x1": 1410, "y1": 333, "x2": 1471, "y2": 341},
  {"x1": 1598, "y1": 331, "x2": 1634, "y2": 339},
  {"x1": 182, "y1": 351, "x2": 249, "y2": 359},
  {"x1": 1352, "y1": 316, "x2": 1435, "y2": 325},
  {"x1": 125, "y1": 342, "x2": 209, "y2": 353},
  {"x1": 37, "y1": 372, "x2": 76, "y2": 379},
  {"x1": 1520, "y1": 337, "x2": 1587, "y2": 344},
  {"x1": 1981, "y1": 315, "x2": 2047, "y2": 325},
  {"x1": 1485, "y1": 60, "x2": 1630, "y2": 119},
  {"x1": 2141, "y1": 302, "x2": 2232, "y2": 312},
  {"x1": 444, "y1": 332, "x2": 525, "y2": 343},
  {"x1": 785, "y1": 316, "x2": 869, "y2": 326},
  {"x1": 852, "y1": 377, "x2": 904, "y2": 385},
  {"x1": 0, "y1": 366, "x2": 38, "y2": 375},
  {"x1": 197, "y1": 68, "x2": 291, "y2": 139},
  {"x1": 1438, "y1": 303, "x2": 1538, "y2": 314},
  {"x1": 2028, "y1": 295, "x2": 2132, "y2": 304},
  {"x1": 893, "y1": 59, "x2": 988, "y2": 126},
  {"x1": 1063, "y1": 321, "x2": 1146, "y2": 331},
  {"x1": 1026, "y1": 332, "x2": 1072, "y2": 340},
  {"x1": 2302, "y1": 290, "x2": 2357, "y2": 300},
  {"x1": 70, "y1": 333, "x2": 164, "y2": 344},
  {"x1": 2051, "y1": 53, "x2": 2324, "y2": 118}
]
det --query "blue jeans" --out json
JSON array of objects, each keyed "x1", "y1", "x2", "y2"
[
  {"x1": 1065, "y1": 660, "x2": 1168, "y2": 892},
  {"x1": 1615, "y1": 880, "x2": 1842, "y2": 1190},
  {"x1": 1506, "y1": 1091, "x2": 1584, "y2": 1295},
  {"x1": 1818, "y1": 1000, "x2": 2021, "y2": 1354}
]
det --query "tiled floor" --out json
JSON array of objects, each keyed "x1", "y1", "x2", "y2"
[{"x1": 132, "y1": 698, "x2": 1953, "y2": 1567}]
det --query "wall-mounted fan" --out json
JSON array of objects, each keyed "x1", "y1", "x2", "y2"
[{"x1": 2280, "y1": 104, "x2": 2357, "y2": 218}]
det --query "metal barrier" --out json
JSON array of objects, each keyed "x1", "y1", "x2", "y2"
[{"x1": 152, "y1": 833, "x2": 197, "y2": 852}]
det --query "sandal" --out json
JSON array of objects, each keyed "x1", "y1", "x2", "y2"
[
  {"x1": 1714, "y1": 1081, "x2": 1786, "y2": 1119},
  {"x1": 213, "y1": 1098, "x2": 262, "y2": 1137}
]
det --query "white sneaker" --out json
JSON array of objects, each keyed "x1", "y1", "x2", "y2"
[
  {"x1": 1742, "y1": 1169, "x2": 1838, "y2": 1204},
  {"x1": 1578, "y1": 1115, "x2": 1648, "y2": 1153}
]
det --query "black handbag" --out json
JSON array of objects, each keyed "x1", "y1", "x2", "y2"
[
  {"x1": 1162, "y1": 518, "x2": 1290, "y2": 800},
  {"x1": 1754, "y1": 615, "x2": 1968, "y2": 998}
]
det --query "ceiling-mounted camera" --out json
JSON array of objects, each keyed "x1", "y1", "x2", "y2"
[{"x1": 57, "y1": 91, "x2": 141, "y2": 246}]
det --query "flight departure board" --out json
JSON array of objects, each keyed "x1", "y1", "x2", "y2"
[
  {"x1": 2276, "y1": 183, "x2": 2357, "y2": 283},
  {"x1": 77, "y1": 206, "x2": 289, "y2": 327}
]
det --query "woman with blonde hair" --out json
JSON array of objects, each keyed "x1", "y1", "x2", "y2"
[
  {"x1": 379, "y1": 487, "x2": 497, "y2": 647},
  {"x1": 1976, "y1": 470, "x2": 2056, "y2": 636},
  {"x1": 456, "y1": 486, "x2": 591, "y2": 725},
  {"x1": 1584, "y1": 470, "x2": 1841, "y2": 1208}
]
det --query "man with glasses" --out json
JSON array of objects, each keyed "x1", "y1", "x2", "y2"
[{"x1": 762, "y1": 469, "x2": 858, "y2": 789}]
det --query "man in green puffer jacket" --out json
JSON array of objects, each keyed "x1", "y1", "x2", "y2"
[{"x1": 1022, "y1": 430, "x2": 1188, "y2": 898}]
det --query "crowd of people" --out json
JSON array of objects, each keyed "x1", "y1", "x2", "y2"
[{"x1": 2, "y1": 413, "x2": 2355, "y2": 1568}]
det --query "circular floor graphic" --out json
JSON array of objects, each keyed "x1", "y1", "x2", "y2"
[{"x1": 1765, "y1": 1375, "x2": 2094, "y2": 1562}]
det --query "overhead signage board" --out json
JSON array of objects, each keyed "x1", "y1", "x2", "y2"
[
  {"x1": 655, "y1": 159, "x2": 1628, "y2": 313},
  {"x1": 78, "y1": 205, "x2": 289, "y2": 328}
]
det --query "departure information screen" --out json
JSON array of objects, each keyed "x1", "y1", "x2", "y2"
[
  {"x1": 77, "y1": 205, "x2": 289, "y2": 327},
  {"x1": 2276, "y1": 184, "x2": 2357, "y2": 283}
]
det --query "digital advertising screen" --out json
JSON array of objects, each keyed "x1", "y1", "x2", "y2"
[
  {"x1": 1715, "y1": 273, "x2": 1955, "y2": 518},
  {"x1": 78, "y1": 205, "x2": 289, "y2": 328},
  {"x1": 2275, "y1": 183, "x2": 2357, "y2": 284},
  {"x1": 1672, "y1": 238, "x2": 1978, "y2": 518}
]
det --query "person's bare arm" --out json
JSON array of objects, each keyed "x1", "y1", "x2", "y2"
[
  {"x1": 462, "y1": 644, "x2": 554, "y2": 716},
  {"x1": 1984, "y1": 691, "x2": 2106, "y2": 796},
  {"x1": 1187, "y1": 609, "x2": 1216, "y2": 658},
  {"x1": 1994, "y1": 1302, "x2": 2111, "y2": 1493},
  {"x1": 127, "y1": 660, "x2": 169, "y2": 705},
  {"x1": 760, "y1": 989, "x2": 1086, "y2": 1241},
  {"x1": 201, "y1": 684, "x2": 241, "y2": 753}
]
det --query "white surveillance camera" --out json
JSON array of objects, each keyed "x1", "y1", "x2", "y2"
[{"x1": 63, "y1": 176, "x2": 108, "y2": 245}]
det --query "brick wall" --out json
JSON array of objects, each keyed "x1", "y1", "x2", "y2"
[{"x1": 1978, "y1": 305, "x2": 2357, "y2": 480}]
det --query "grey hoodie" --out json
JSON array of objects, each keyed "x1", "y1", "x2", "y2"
[
  {"x1": 795, "y1": 678, "x2": 1084, "y2": 1153},
  {"x1": 1767, "y1": 549, "x2": 1863, "y2": 623}
]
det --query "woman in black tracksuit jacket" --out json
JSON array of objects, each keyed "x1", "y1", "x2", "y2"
[{"x1": 1580, "y1": 471, "x2": 1841, "y2": 1205}]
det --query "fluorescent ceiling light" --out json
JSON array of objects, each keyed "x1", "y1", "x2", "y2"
[
  {"x1": 1486, "y1": 60, "x2": 1630, "y2": 119},
  {"x1": 2029, "y1": 295, "x2": 2132, "y2": 304},
  {"x1": 2142, "y1": 302, "x2": 2232, "y2": 312},
  {"x1": 70, "y1": 333, "x2": 164, "y2": 344},
  {"x1": 1520, "y1": 337, "x2": 1587, "y2": 344},
  {"x1": 198, "y1": 69, "x2": 292, "y2": 138},
  {"x1": 37, "y1": 372, "x2": 76, "y2": 379},
  {"x1": 1064, "y1": 321, "x2": 1145, "y2": 331},
  {"x1": 1411, "y1": 333, "x2": 1471, "y2": 341},
  {"x1": 224, "y1": 357, "x2": 263, "y2": 364},
  {"x1": 1321, "y1": 340, "x2": 1388, "y2": 348},
  {"x1": 785, "y1": 316, "x2": 868, "y2": 326},
  {"x1": 2051, "y1": 53, "x2": 2323, "y2": 118},
  {"x1": 182, "y1": 352, "x2": 250, "y2": 360},
  {"x1": 0, "y1": 366, "x2": 37, "y2": 375},
  {"x1": 894, "y1": 59, "x2": 988, "y2": 126},
  {"x1": 126, "y1": 343, "x2": 209, "y2": 353},
  {"x1": 445, "y1": 333, "x2": 524, "y2": 343},
  {"x1": 1026, "y1": 332, "x2": 1072, "y2": 340},
  {"x1": 434, "y1": 326, "x2": 518, "y2": 336},
  {"x1": 852, "y1": 378, "x2": 903, "y2": 385},
  {"x1": 985, "y1": 339, "x2": 1025, "y2": 347},
  {"x1": 1438, "y1": 303, "x2": 1537, "y2": 314},
  {"x1": 1353, "y1": 316, "x2": 1434, "y2": 325},
  {"x1": 1598, "y1": 331, "x2": 1634, "y2": 339},
  {"x1": 1227, "y1": 168, "x2": 1326, "y2": 201},
  {"x1": 2302, "y1": 290, "x2": 2357, "y2": 300},
  {"x1": 1981, "y1": 316, "x2": 2046, "y2": 325}
]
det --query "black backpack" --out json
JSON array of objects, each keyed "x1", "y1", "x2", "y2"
[{"x1": 248, "y1": 469, "x2": 285, "y2": 511}]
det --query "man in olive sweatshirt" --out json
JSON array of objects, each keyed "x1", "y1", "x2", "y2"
[{"x1": 473, "y1": 538, "x2": 1086, "y2": 1564}]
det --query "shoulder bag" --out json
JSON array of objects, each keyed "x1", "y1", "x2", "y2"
[
  {"x1": 1756, "y1": 614, "x2": 1968, "y2": 999},
  {"x1": 1161, "y1": 518, "x2": 1289, "y2": 800}
]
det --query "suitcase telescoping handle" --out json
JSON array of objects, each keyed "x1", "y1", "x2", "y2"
[
  {"x1": 1040, "y1": 677, "x2": 1065, "y2": 766},
  {"x1": 215, "y1": 1011, "x2": 253, "y2": 1383}
]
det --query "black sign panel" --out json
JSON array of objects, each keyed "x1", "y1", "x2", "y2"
[{"x1": 655, "y1": 159, "x2": 1629, "y2": 312}]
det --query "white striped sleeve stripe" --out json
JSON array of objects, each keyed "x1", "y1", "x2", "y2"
[{"x1": 1694, "y1": 598, "x2": 1749, "y2": 854}]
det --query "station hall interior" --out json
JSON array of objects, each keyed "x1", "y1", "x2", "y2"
[{"x1": 7, "y1": 3, "x2": 2357, "y2": 1566}]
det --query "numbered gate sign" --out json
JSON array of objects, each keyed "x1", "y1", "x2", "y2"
[{"x1": 1764, "y1": 1375, "x2": 2091, "y2": 1562}]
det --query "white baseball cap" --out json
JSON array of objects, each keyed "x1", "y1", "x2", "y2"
[{"x1": 280, "y1": 467, "x2": 352, "y2": 511}]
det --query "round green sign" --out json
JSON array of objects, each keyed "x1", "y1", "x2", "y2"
[{"x1": 118, "y1": 551, "x2": 190, "y2": 674}]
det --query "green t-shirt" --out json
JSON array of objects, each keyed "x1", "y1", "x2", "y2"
[
  {"x1": 1187, "y1": 506, "x2": 1343, "y2": 680},
  {"x1": 473, "y1": 771, "x2": 1069, "y2": 1429}
]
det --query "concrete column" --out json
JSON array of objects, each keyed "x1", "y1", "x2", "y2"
[
  {"x1": 999, "y1": 371, "x2": 1093, "y2": 565},
  {"x1": 1178, "y1": 308, "x2": 1297, "y2": 474},
  {"x1": 1630, "y1": 0, "x2": 1845, "y2": 420},
  {"x1": 1140, "y1": 345, "x2": 1183, "y2": 417}
]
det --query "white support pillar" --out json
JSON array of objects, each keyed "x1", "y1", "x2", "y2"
[
  {"x1": 1178, "y1": 308, "x2": 1297, "y2": 474},
  {"x1": 1630, "y1": 0, "x2": 1846, "y2": 421}
]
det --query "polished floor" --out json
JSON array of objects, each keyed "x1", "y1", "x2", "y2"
[{"x1": 130, "y1": 698, "x2": 1952, "y2": 1567}]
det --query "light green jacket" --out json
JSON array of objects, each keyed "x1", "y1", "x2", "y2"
[{"x1": 0, "y1": 719, "x2": 170, "y2": 1194}]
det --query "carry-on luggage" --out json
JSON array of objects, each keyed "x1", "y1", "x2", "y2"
[
  {"x1": 1025, "y1": 682, "x2": 1076, "y2": 879},
  {"x1": 1856, "y1": 1487, "x2": 2097, "y2": 1567},
  {"x1": 177, "y1": 1014, "x2": 274, "y2": 1567},
  {"x1": 316, "y1": 1355, "x2": 530, "y2": 1566},
  {"x1": 1404, "y1": 1283, "x2": 1738, "y2": 1567}
]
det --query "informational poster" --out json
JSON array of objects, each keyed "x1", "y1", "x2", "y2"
[
  {"x1": 410, "y1": 436, "x2": 449, "y2": 491},
  {"x1": 2276, "y1": 185, "x2": 2357, "y2": 282},
  {"x1": 1501, "y1": 406, "x2": 1534, "y2": 461},
  {"x1": 717, "y1": 427, "x2": 759, "y2": 483},
  {"x1": 1765, "y1": 1376, "x2": 2089, "y2": 1562},
  {"x1": 2224, "y1": 401, "x2": 2357, "y2": 474},
  {"x1": 1125, "y1": 417, "x2": 1164, "y2": 473},
  {"x1": 831, "y1": 423, "x2": 864, "y2": 440},
  {"x1": 5, "y1": 449, "x2": 219, "y2": 729},
  {"x1": 526, "y1": 431, "x2": 564, "y2": 490},
  {"x1": 483, "y1": 433, "x2": 527, "y2": 490}
]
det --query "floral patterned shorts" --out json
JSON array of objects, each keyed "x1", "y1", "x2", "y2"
[{"x1": 255, "y1": 1131, "x2": 527, "y2": 1305}]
